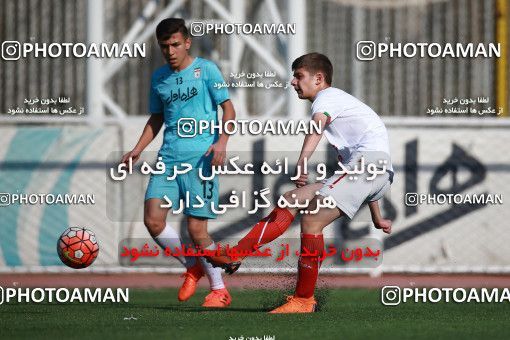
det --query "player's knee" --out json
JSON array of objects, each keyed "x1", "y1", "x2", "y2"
[
  {"x1": 283, "y1": 189, "x2": 297, "y2": 203},
  {"x1": 301, "y1": 215, "x2": 323, "y2": 234},
  {"x1": 144, "y1": 216, "x2": 165, "y2": 237},
  {"x1": 187, "y1": 223, "x2": 206, "y2": 238}
]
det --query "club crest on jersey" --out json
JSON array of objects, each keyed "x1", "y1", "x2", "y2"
[{"x1": 194, "y1": 68, "x2": 201, "y2": 78}]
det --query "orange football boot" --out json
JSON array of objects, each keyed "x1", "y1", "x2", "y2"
[
  {"x1": 202, "y1": 288, "x2": 232, "y2": 308},
  {"x1": 269, "y1": 295, "x2": 317, "y2": 314},
  {"x1": 178, "y1": 261, "x2": 204, "y2": 302}
]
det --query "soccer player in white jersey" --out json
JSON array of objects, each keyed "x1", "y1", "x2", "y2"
[{"x1": 207, "y1": 53, "x2": 393, "y2": 313}]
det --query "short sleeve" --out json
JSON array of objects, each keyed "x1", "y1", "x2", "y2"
[
  {"x1": 149, "y1": 77, "x2": 164, "y2": 114},
  {"x1": 205, "y1": 63, "x2": 229, "y2": 106},
  {"x1": 311, "y1": 93, "x2": 341, "y2": 120}
]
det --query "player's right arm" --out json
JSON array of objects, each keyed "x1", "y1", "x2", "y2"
[
  {"x1": 122, "y1": 68, "x2": 165, "y2": 165},
  {"x1": 121, "y1": 114, "x2": 164, "y2": 165},
  {"x1": 294, "y1": 112, "x2": 329, "y2": 187}
]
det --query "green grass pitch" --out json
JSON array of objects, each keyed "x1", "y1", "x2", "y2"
[{"x1": 1, "y1": 288, "x2": 510, "y2": 340}]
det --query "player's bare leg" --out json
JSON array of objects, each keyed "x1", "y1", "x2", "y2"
[
  {"x1": 143, "y1": 198, "x2": 168, "y2": 238},
  {"x1": 186, "y1": 216, "x2": 214, "y2": 249},
  {"x1": 144, "y1": 200, "x2": 196, "y2": 267},
  {"x1": 205, "y1": 183, "x2": 324, "y2": 273},
  {"x1": 187, "y1": 216, "x2": 232, "y2": 307},
  {"x1": 270, "y1": 196, "x2": 341, "y2": 313},
  {"x1": 144, "y1": 199, "x2": 196, "y2": 267}
]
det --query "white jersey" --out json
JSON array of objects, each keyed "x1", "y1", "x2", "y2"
[{"x1": 311, "y1": 87, "x2": 393, "y2": 174}]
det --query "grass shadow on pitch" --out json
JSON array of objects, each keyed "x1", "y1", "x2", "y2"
[
  {"x1": 0, "y1": 310, "x2": 49, "y2": 315},
  {"x1": 153, "y1": 305, "x2": 268, "y2": 313}
]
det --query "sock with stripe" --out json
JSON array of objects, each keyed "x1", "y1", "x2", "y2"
[{"x1": 235, "y1": 207, "x2": 295, "y2": 252}]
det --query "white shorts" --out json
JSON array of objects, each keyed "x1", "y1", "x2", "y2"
[{"x1": 319, "y1": 165, "x2": 391, "y2": 219}]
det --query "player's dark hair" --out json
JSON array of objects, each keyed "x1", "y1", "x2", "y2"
[
  {"x1": 156, "y1": 18, "x2": 189, "y2": 40},
  {"x1": 292, "y1": 53, "x2": 333, "y2": 85}
]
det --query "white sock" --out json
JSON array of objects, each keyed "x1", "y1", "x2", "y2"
[
  {"x1": 154, "y1": 223, "x2": 196, "y2": 269},
  {"x1": 199, "y1": 242, "x2": 225, "y2": 290}
]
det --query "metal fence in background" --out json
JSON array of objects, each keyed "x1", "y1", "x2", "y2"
[
  {"x1": 1, "y1": 0, "x2": 508, "y2": 119},
  {"x1": 308, "y1": 0, "x2": 503, "y2": 117}
]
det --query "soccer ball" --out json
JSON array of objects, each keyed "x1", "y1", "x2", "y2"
[{"x1": 57, "y1": 227, "x2": 99, "y2": 269}]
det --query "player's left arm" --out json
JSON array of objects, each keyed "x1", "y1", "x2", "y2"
[
  {"x1": 368, "y1": 200, "x2": 392, "y2": 234},
  {"x1": 294, "y1": 112, "x2": 329, "y2": 187},
  {"x1": 205, "y1": 99, "x2": 236, "y2": 166}
]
